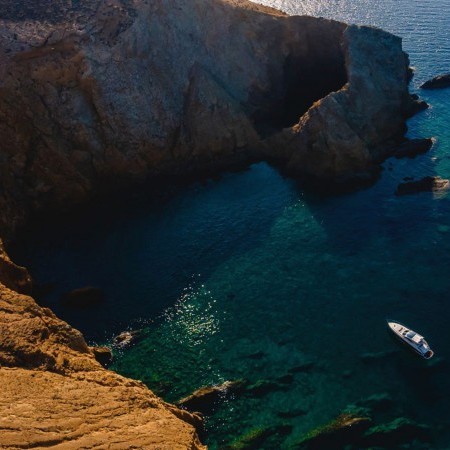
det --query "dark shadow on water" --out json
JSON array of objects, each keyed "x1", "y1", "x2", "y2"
[
  {"x1": 290, "y1": 149, "x2": 450, "y2": 258},
  {"x1": 10, "y1": 163, "x2": 297, "y2": 342}
]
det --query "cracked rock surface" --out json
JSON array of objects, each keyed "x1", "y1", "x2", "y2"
[{"x1": 0, "y1": 278, "x2": 205, "y2": 449}]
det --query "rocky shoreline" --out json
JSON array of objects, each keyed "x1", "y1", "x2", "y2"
[
  {"x1": 0, "y1": 0, "x2": 424, "y2": 241},
  {"x1": 0, "y1": 0, "x2": 428, "y2": 448}
]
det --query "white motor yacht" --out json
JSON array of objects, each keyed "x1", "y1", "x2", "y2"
[{"x1": 387, "y1": 321, "x2": 434, "y2": 359}]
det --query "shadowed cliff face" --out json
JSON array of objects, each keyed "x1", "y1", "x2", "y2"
[{"x1": 0, "y1": 0, "x2": 413, "y2": 240}]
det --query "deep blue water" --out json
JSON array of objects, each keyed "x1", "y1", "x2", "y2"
[{"x1": 11, "y1": 1, "x2": 450, "y2": 448}]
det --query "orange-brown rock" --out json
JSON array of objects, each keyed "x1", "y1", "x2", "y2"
[{"x1": 0, "y1": 281, "x2": 205, "y2": 449}]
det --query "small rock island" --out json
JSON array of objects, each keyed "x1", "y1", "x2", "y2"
[
  {"x1": 421, "y1": 73, "x2": 450, "y2": 89},
  {"x1": 0, "y1": 0, "x2": 426, "y2": 447}
]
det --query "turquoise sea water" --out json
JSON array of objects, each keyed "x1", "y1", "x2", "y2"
[{"x1": 11, "y1": 1, "x2": 450, "y2": 448}]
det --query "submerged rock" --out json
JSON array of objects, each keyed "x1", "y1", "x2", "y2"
[
  {"x1": 113, "y1": 329, "x2": 142, "y2": 349},
  {"x1": 292, "y1": 413, "x2": 371, "y2": 449},
  {"x1": 245, "y1": 379, "x2": 290, "y2": 397},
  {"x1": 246, "y1": 350, "x2": 267, "y2": 360},
  {"x1": 0, "y1": 0, "x2": 420, "y2": 239},
  {"x1": 224, "y1": 424, "x2": 293, "y2": 450},
  {"x1": 406, "y1": 94, "x2": 429, "y2": 115},
  {"x1": 396, "y1": 176, "x2": 450, "y2": 196},
  {"x1": 176, "y1": 380, "x2": 247, "y2": 413},
  {"x1": 357, "y1": 393, "x2": 394, "y2": 413},
  {"x1": 421, "y1": 73, "x2": 450, "y2": 89},
  {"x1": 360, "y1": 349, "x2": 399, "y2": 362},
  {"x1": 61, "y1": 286, "x2": 105, "y2": 307},
  {"x1": 277, "y1": 407, "x2": 307, "y2": 419},
  {"x1": 223, "y1": 427, "x2": 274, "y2": 450}
]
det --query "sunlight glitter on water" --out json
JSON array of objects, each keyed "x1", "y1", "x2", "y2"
[{"x1": 163, "y1": 282, "x2": 222, "y2": 347}]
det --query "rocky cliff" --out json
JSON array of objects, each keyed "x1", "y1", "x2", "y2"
[
  {"x1": 0, "y1": 0, "x2": 419, "y2": 448},
  {"x1": 0, "y1": 0, "x2": 415, "y2": 240}
]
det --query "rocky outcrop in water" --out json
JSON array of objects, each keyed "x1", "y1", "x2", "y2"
[
  {"x1": 396, "y1": 176, "x2": 450, "y2": 196},
  {"x1": 293, "y1": 412, "x2": 431, "y2": 450},
  {"x1": 421, "y1": 73, "x2": 450, "y2": 89},
  {"x1": 393, "y1": 138, "x2": 434, "y2": 159},
  {"x1": 0, "y1": 0, "x2": 417, "y2": 239},
  {"x1": 0, "y1": 239, "x2": 32, "y2": 294}
]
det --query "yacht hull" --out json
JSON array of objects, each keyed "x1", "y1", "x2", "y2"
[{"x1": 387, "y1": 321, "x2": 434, "y2": 359}]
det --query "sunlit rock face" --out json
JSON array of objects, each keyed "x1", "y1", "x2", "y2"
[
  {"x1": 0, "y1": 245, "x2": 205, "y2": 449},
  {"x1": 0, "y1": 0, "x2": 412, "y2": 238}
]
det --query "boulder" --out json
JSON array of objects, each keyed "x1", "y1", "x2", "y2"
[
  {"x1": 406, "y1": 94, "x2": 429, "y2": 115},
  {"x1": 91, "y1": 346, "x2": 113, "y2": 367},
  {"x1": 396, "y1": 176, "x2": 450, "y2": 196},
  {"x1": 61, "y1": 286, "x2": 104, "y2": 307},
  {"x1": 113, "y1": 329, "x2": 142, "y2": 349},
  {"x1": 421, "y1": 73, "x2": 450, "y2": 89},
  {"x1": 176, "y1": 380, "x2": 247, "y2": 413},
  {"x1": 363, "y1": 417, "x2": 431, "y2": 447},
  {"x1": 0, "y1": 0, "x2": 420, "y2": 239},
  {"x1": 393, "y1": 138, "x2": 433, "y2": 159}
]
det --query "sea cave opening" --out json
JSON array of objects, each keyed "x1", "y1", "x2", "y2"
[
  {"x1": 252, "y1": 37, "x2": 348, "y2": 135},
  {"x1": 280, "y1": 51, "x2": 348, "y2": 128}
]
